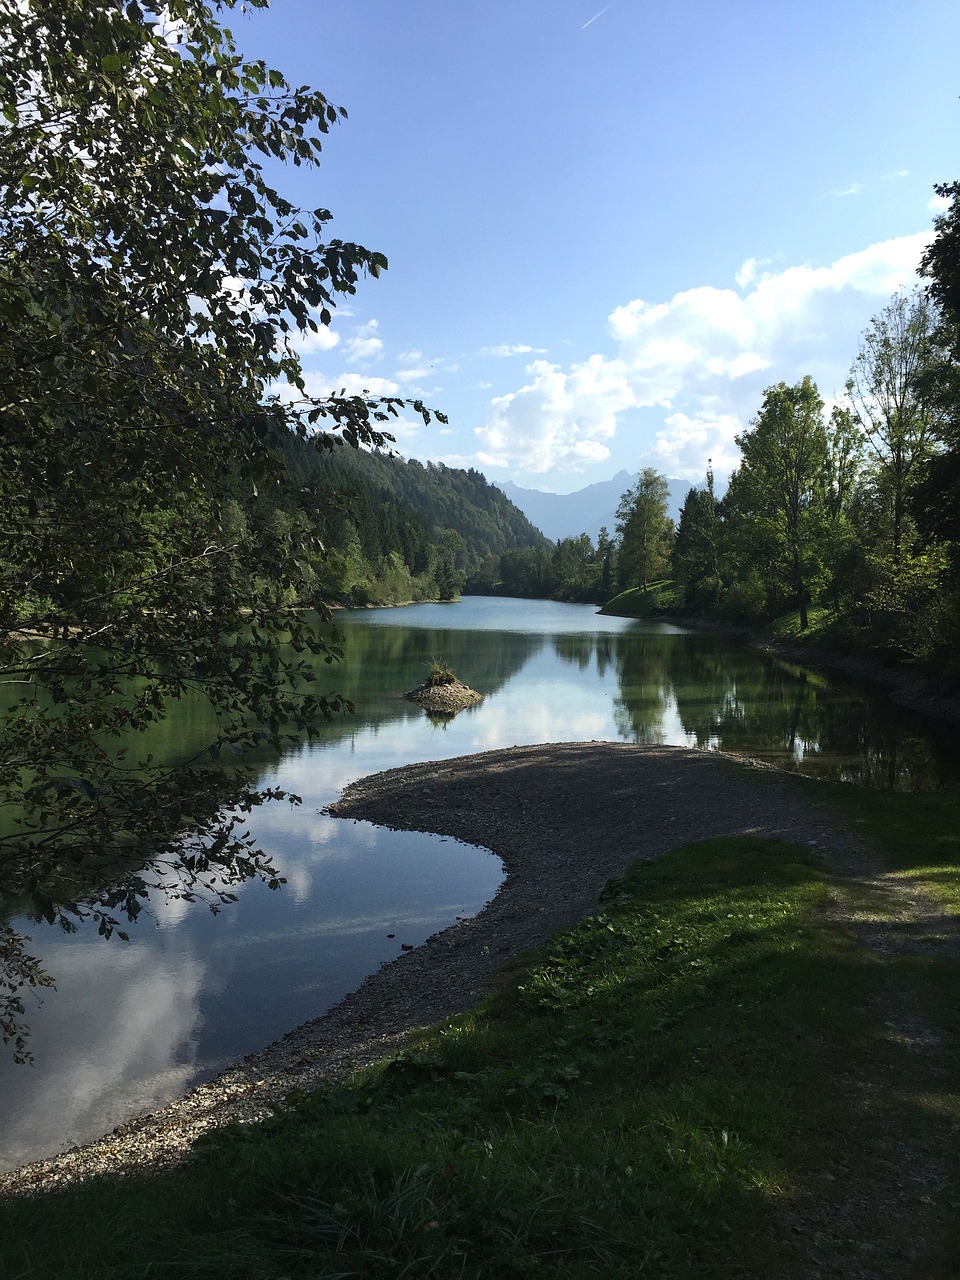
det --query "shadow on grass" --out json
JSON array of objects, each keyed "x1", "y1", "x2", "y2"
[{"x1": 1, "y1": 835, "x2": 958, "y2": 1279}]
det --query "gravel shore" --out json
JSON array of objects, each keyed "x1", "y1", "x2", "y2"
[{"x1": 0, "y1": 742, "x2": 856, "y2": 1197}]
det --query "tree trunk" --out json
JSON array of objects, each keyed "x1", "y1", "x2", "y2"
[{"x1": 793, "y1": 546, "x2": 808, "y2": 631}]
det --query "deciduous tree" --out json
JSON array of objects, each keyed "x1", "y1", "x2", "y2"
[
  {"x1": 0, "y1": 0, "x2": 442, "y2": 1057},
  {"x1": 847, "y1": 287, "x2": 943, "y2": 566},
  {"x1": 726, "y1": 378, "x2": 828, "y2": 630},
  {"x1": 918, "y1": 184, "x2": 960, "y2": 549},
  {"x1": 615, "y1": 469, "x2": 673, "y2": 590}
]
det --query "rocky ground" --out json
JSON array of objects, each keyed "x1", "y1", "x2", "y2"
[{"x1": 402, "y1": 677, "x2": 483, "y2": 714}]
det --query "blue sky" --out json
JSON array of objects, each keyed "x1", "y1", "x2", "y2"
[{"x1": 234, "y1": 0, "x2": 959, "y2": 492}]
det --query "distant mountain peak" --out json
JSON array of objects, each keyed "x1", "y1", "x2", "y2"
[{"x1": 495, "y1": 474, "x2": 689, "y2": 543}]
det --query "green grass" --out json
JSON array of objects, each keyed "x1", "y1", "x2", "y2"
[
  {"x1": 830, "y1": 783, "x2": 960, "y2": 879},
  {"x1": 1, "y1": 804, "x2": 958, "y2": 1278},
  {"x1": 600, "y1": 581, "x2": 681, "y2": 618},
  {"x1": 817, "y1": 782, "x2": 960, "y2": 1269},
  {"x1": 764, "y1": 606, "x2": 836, "y2": 645},
  {"x1": 424, "y1": 656, "x2": 458, "y2": 686}
]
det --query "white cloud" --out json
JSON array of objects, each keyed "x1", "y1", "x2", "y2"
[
  {"x1": 395, "y1": 350, "x2": 456, "y2": 385},
  {"x1": 612, "y1": 233, "x2": 930, "y2": 400},
  {"x1": 734, "y1": 256, "x2": 772, "y2": 289},
  {"x1": 475, "y1": 354, "x2": 636, "y2": 475},
  {"x1": 831, "y1": 182, "x2": 864, "y2": 198},
  {"x1": 608, "y1": 287, "x2": 770, "y2": 404},
  {"x1": 344, "y1": 319, "x2": 383, "y2": 362},
  {"x1": 297, "y1": 371, "x2": 400, "y2": 399},
  {"x1": 428, "y1": 449, "x2": 484, "y2": 469},
  {"x1": 928, "y1": 193, "x2": 952, "y2": 214},
  {"x1": 473, "y1": 231, "x2": 932, "y2": 482},
  {"x1": 481, "y1": 343, "x2": 549, "y2": 357},
  {"x1": 387, "y1": 415, "x2": 432, "y2": 441},
  {"x1": 650, "y1": 411, "x2": 744, "y2": 480},
  {"x1": 293, "y1": 324, "x2": 340, "y2": 355}
]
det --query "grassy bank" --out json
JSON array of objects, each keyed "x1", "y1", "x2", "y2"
[
  {"x1": 1, "y1": 787, "x2": 958, "y2": 1278},
  {"x1": 599, "y1": 581, "x2": 682, "y2": 618}
]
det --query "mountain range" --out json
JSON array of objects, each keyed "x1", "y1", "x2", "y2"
[{"x1": 496, "y1": 472, "x2": 691, "y2": 544}]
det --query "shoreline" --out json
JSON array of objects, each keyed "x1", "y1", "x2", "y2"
[
  {"x1": 355, "y1": 595, "x2": 960, "y2": 727},
  {"x1": 758, "y1": 642, "x2": 960, "y2": 728},
  {"x1": 0, "y1": 742, "x2": 861, "y2": 1197},
  {"x1": 608, "y1": 605, "x2": 960, "y2": 727}
]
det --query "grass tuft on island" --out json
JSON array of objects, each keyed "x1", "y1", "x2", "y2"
[
  {"x1": 404, "y1": 661, "x2": 483, "y2": 715},
  {"x1": 1, "y1": 788, "x2": 959, "y2": 1278}
]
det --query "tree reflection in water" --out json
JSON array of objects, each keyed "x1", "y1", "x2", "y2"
[
  {"x1": 3, "y1": 603, "x2": 956, "y2": 1113},
  {"x1": 555, "y1": 624, "x2": 953, "y2": 791}
]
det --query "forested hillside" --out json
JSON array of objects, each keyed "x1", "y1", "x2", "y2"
[{"x1": 277, "y1": 438, "x2": 549, "y2": 605}]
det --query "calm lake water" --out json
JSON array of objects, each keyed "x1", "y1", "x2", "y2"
[{"x1": 2, "y1": 597, "x2": 958, "y2": 1170}]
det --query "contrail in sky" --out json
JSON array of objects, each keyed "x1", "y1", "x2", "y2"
[{"x1": 582, "y1": 1, "x2": 619, "y2": 29}]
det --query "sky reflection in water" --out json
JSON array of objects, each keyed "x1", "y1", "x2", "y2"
[{"x1": 2, "y1": 599, "x2": 957, "y2": 1170}]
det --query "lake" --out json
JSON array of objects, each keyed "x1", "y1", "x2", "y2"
[{"x1": 1, "y1": 597, "x2": 957, "y2": 1170}]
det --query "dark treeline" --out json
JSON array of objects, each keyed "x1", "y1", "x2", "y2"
[
  {"x1": 240, "y1": 436, "x2": 550, "y2": 608},
  {"x1": 467, "y1": 468, "x2": 672, "y2": 603}
]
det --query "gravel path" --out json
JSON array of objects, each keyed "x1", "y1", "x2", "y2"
[{"x1": 0, "y1": 742, "x2": 855, "y2": 1197}]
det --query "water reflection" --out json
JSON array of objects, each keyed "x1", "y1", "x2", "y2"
[
  {"x1": 0, "y1": 806, "x2": 504, "y2": 1171},
  {"x1": 334, "y1": 604, "x2": 957, "y2": 787},
  {"x1": 538, "y1": 622, "x2": 956, "y2": 791},
  {"x1": 2, "y1": 598, "x2": 958, "y2": 1171},
  {"x1": 0, "y1": 935, "x2": 205, "y2": 1168}
]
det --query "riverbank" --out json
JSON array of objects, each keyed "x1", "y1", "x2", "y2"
[
  {"x1": 757, "y1": 634, "x2": 960, "y2": 727},
  {"x1": 0, "y1": 743, "x2": 857, "y2": 1196},
  {"x1": 601, "y1": 590, "x2": 960, "y2": 728},
  {"x1": 2, "y1": 743, "x2": 958, "y2": 1277}
]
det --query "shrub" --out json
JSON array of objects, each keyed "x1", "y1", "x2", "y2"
[{"x1": 424, "y1": 657, "x2": 457, "y2": 686}]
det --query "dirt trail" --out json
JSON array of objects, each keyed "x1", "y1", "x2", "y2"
[{"x1": 783, "y1": 862, "x2": 960, "y2": 1279}]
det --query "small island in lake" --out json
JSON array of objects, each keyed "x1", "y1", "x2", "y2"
[{"x1": 403, "y1": 659, "x2": 483, "y2": 715}]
